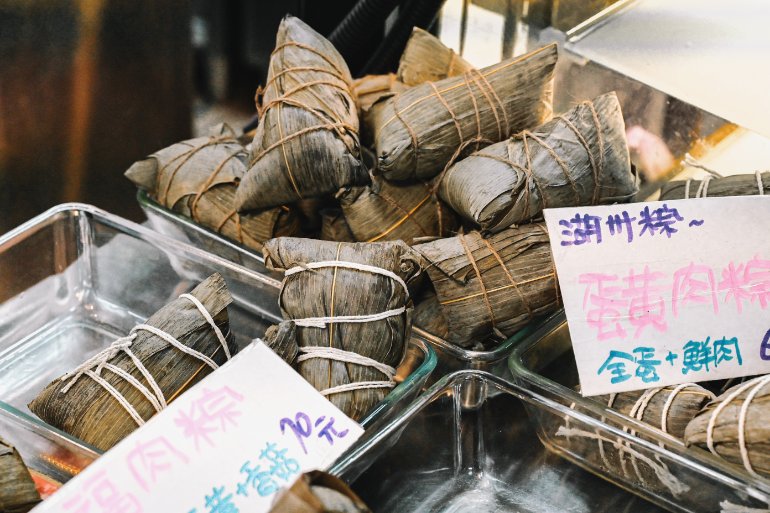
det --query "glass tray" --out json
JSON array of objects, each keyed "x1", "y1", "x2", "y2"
[
  {"x1": 508, "y1": 311, "x2": 770, "y2": 512},
  {"x1": 330, "y1": 370, "x2": 664, "y2": 513},
  {"x1": 0, "y1": 203, "x2": 435, "y2": 456},
  {"x1": 0, "y1": 405, "x2": 95, "y2": 489}
]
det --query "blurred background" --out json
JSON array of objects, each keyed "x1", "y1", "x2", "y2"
[{"x1": 2, "y1": 0, "x2": 770, "y2": 232}]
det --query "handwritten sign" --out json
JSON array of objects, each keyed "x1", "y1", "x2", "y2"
[
  {"x1": 544, "y1": 196, "x2": 770, "y2": 396},
  {"x1": 32, "y1": 341, "x2": 364, "y2": 513}
]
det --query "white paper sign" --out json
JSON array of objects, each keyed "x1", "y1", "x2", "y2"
[
  {"x1": 545, "y1": 196, "x2": 770, "y2": 396},
  {"x1": 33, "y1": 341, "x2": 364, "y2": 513}
]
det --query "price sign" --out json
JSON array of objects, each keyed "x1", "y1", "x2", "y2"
[
  {"x1": 33, "y1": 341, "x2": 364, "y2": 512},
  {"x1": 544, "y1": 196, "x2": 770, "y2": 395}
]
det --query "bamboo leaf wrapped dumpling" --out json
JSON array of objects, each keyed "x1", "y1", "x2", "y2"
[
  {"x1": 125, "y1": 123, "x2": 302, "y2": 251},
  {"x1": 438, "y1": 92, "x2": 637, "y2": 232},
  {"x1": 28, "y1": 274, "x2": 238, "y2": 452},
  {"x1": 685, "y1": 375, "x2": 770, "y2": 477},
  {"x1": 338, "y1": 175, "x2": 458, "y2": 245},
  {"x1": 0, "y1": 437, "x2": 40, "y2": 513},
  {"x1": 396, "y1": 27, "x2": 473, "y2": 86},
  {"x1": 659, "y1": 171, "x2": 770, "y2": 200},
  {"x1": 263, "y1": 237, "x2": 422, "y2": 421},
  {"x1": 371, "y1": 44, "x2": 558, "y2": 182},
  {"x1": 236, "y1": 16, "x2": 368, "y2": 212},
  {"x1": 413, "y1": 224, "x2": 560, "y2": 347}
]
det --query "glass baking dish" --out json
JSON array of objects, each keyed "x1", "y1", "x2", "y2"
[
  {"x1": 0, "y1": 203, "x2": 435, "y2": 456},
  {"x1": 329, "y1": 370, "x2": 667, "y2": 512},
  {"x1": 508, "y1": 311, "x2": 770, "y2": 512},
  {"x1": 138, "y1": 189, "x2": 527, "y2": 388},
  {"x1": 0, "y1": 404, "x2": 95, "y2": 492}
]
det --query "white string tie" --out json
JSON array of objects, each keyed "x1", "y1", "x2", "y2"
[
  {"x1": 296, "y1": 346, "x2": 396, "y2": 396},
  {"x1": 757, "y1": 171, "x2": 765, "y2": 196},
  {"x1": 285, "y1": 260, "x2": 409, "y2": 328},
  {"x1": 59, "y1": 294, "x2": 231, "y2": 427},
  {"x1": 284, "y1": 260, "x2": 409, "y2": 297},
  {"x1": 292, "y1": 307, "x2": 407, "y2": 328},
  {"x1": 706, "y1": 375, "x2": 770, "y2": 478}
]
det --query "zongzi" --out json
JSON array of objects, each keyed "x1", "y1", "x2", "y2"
[
  {"x1": 0, "y1": 437, "x2": 40, "y2": 513},
  {"x1": 269, "y1": 471, "x2": 372, "y2": 513},
  {"x1": 557, "y1": 385, "x2": 713, "y2": 496},
  {"x1": 263, "y1": 237, "x2": 421, "y2": 420},
  {"x1": 396, "y1": 27, "x2": 473, "y2": 86},
  {"x1": 371, "y1": 44, "x2": 557, "y2": 182},
  {"x1": 236, "y1": 16, "x2": 368, "y2": 211},
  {"x1": 29, "y1": 274, "x2": 237, "y2": 452},
  {"x1": 659, "y1": 171, "x2": 770, "y2": 200},
  {"x1": 263, "y1": 321, "x2": 300, "y2": 365},
  {"x1": 438, "y1": 92, "x2": 636, "y2": 232},
  {"x1": 352, "y1": 73, "x2": 408, "y2": 116},
  {"x1": 685, "y1": 374, "x2": 770, "y2": 478},
  {"x1": 338, "y1": 175, "x2": 458, "y2": 245},
  {"x1": 413, "y1": 224, "x2": 559, "y2": 347},
  {"x1": 125, "y1": 123, "x2": 302, "y2": 252}
]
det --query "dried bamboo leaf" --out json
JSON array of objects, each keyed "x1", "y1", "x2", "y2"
[
  {"x1": 0, "y1": 437, "x2": 40, "y2": 513},
  {"x1": 439, "y1": 92, "x2": 636, "y2": 232},
  {"x1": 263, "y1": 321, "x2": 300, "y2": 365},
  {"x1": 269, "y1": 471, "x2": 371, "y2": 513},
  {"x1": 29, "y1": 274, "x2": 237, "y2": 452},
  {"x1": 352, "y1": 73, "x2": 407, "y2": 115},
  {"x1": 263, "y1": 237, "x2": 421, "y2": 421},
  {"x1": 413, "y1": 224, "x2": 559, "y2": 347},
  {"x1": 338, "y1": 175, "x2": 458, "y2": 245},
  {"x1": 125, "y1": 123, "x2": 302, "y2": 252},
  {"x1": 659, "y1": 172, "x2": 770, "y2": 200},
  {"x1": 320, "y1": 208, "x2": 356, "y2": 242},
  {"x1": 685, "y1": 375, "x2": 770, "y2": 477},
  {"x1": 396, "y1": 27, "x2": 473, "y2": 86},
  {"x1": 236, "y1": 16, "x2": 368, "y2": 211},
  {"x1": 412, "y1": 288, "x2": 449, "y2": 340},
  {"x1": 371, "y1": 44, "x2": 558, "y2": 182}
]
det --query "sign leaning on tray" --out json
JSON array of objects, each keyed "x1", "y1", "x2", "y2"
[
  {"x1": 31, "y1": 342, "x2": 363, "y2": 513},
  {"x1": 545, "y1": 196, "x2": 770, "y2": 396}
]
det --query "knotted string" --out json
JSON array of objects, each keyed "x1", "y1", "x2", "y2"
[
  {"x1": 283, "y1": 260, "x2": 409, "y2": 395},
  {"x1": 59, "y1": 293, "x2": 231, "y2": 427}
]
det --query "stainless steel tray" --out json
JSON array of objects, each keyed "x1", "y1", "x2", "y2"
[{"x1": 509, "y1": 311, "x2": 770, "y2": 512}]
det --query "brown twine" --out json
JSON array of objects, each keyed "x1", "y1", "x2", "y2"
[
  {"x1": 378, "y1": 44, "x2": 553, "y2": 133},
  {"x1": 251, "y1": 40, "x2": 357, "y2": 200},
  {"x1": 190, "y1": 151, "x2": 243, "y2": 218},
  {"x1": 392, "y1": 92, "x2": 420, "y2": 171},
  {"x1": 466, "y1": 69, "x2": 504, "y2": 142},
  {"x1": 533, "y1": 223, "x2": 560, "y2": 306},
  {"x1": 158, "y1": 136, "x2": 236, "y2": 206},
  {"x1": 462, "y1": 74, "x2": 483, "y2": 152},
  {"x1": 367, "y1": 190, "x2": 432, "y2": 242},
  {"x1": 517, "y1": 130, "x2": 580, "y2": 206},
  {"x1": 556, "y1": 100, "x2": 604, "y2": 205},
  {"x1": 214, "y1": 210, "x2": 244, "y2": 244},
  {"x1": 458, "y1": 233, "x2": 497, "y2": 329},
  {"x1": 480, "y1": 237, "x2": 533, "y2": 319}
]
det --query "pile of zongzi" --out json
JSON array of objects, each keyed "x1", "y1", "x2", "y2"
[
  {"x1": 0, "y1": 437, "x2": 40, "y2": 513},
  {"x1": 28, "y1": 274, "x2": 237, "y2": 451}
]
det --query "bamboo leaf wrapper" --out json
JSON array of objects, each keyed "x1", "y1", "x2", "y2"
[
  {"x1": 371, "y1": 44, "x2": 558, "y2": 182},
  {"x1": 438, "y1": 92, "x2": 636, "y2": 232},
  {"x1": 0, "y1": 438, "x2": 40, "y2": 513},
  {"x1": 413, "y1": 224, "x2": 559, "y2": 347},
  {"x1": 236, "y1": 16, "x2": 368, "y2": 211},
  {"x1": 263, "y1": 237, "x2": 421, "y2": 420},
  {"x1": 28, "y1": 274, "x2": 237, "y2": 452}
]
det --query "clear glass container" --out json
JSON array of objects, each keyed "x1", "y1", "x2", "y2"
[
  {"x1": 0, "y1": 203, "x2": 435, "y2": 456},
  {"x1": 0, "y1": 404, "x2": 95, "y2": 489},
  {"x1": 508, "y1": 311, "x2": 770, "y2": 512},
  {"x1": 329, "y1": 370, "x2": 667, "y2": 512}
]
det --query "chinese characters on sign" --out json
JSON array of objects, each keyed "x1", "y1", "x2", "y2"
[
  {"x1": 35, "y1": 343, "x2": 365, "y2": 513},
  {"x1": 544, "y1": 197, "x2": 770, "y2": 395}
]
